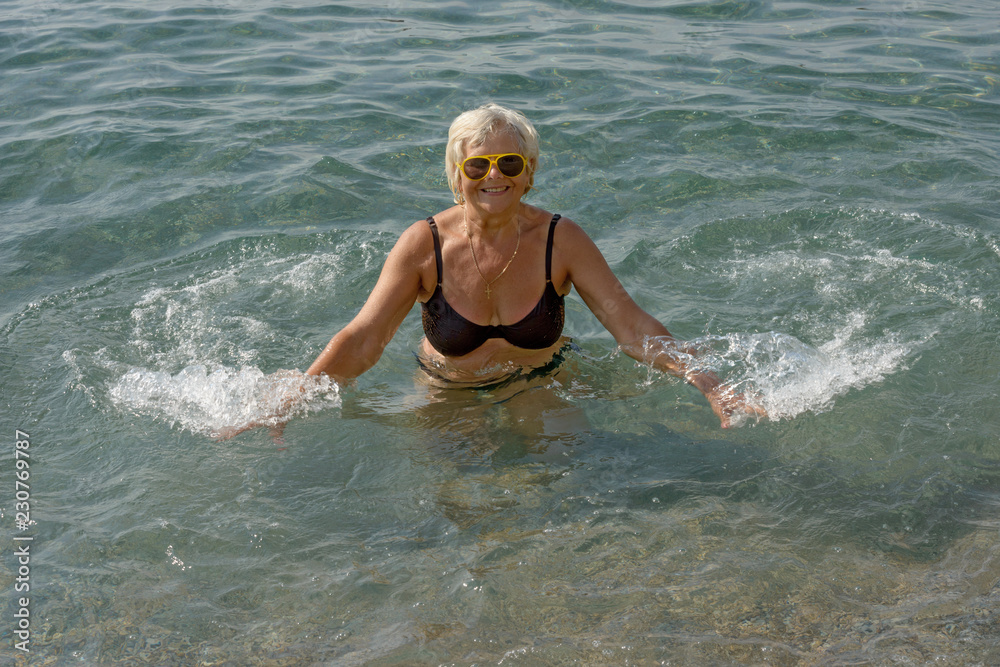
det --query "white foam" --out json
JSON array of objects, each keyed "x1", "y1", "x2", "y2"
[
  {"x1": 270, "y1": 252, "x2": 344, "y2": 294},
  {"x1": 100, "y1": 244, "x2": 363, "y2": 436},
  {"x1": 109, "y1": 365, "x2": 340, "y2": 437},
  {"x1": 125, "y1": 250, "x2": 347, "y2": 371},
  {"x1": 685, "y1": 318, "x2": 929, "y2": 422}
]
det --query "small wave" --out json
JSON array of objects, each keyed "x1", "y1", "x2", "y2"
[
  {"x1": 109, "y1": 365, "x2": 340, "y2": 437},
  {"x1": 679, "y1": 318, "x2": 929, "y2": 422}
]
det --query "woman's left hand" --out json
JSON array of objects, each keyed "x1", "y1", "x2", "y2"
[{"x1": 706, "y1": 385, "x2": 768, "y2": 428}]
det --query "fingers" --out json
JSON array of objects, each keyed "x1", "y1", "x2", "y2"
[
  {"x1": 268, "y1": 423, "x2": 287, "y2": 444},
  {"x1": 213, "y1": 424, "x2": 249, "y2": 441},
  {"x1": 709, "y1": 389, "x2": 766, "y2": 428}
]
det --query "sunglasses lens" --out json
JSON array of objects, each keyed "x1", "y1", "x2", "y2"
[
  {"x1": 461, "y1": 154, "x2": 526, "y2": 180},
  {"x1": 462, "y1": 158, "x2": 491, "y2": 180},
  {"x1": 497, "y1": 154, "x2": 525, "y2": 177}
]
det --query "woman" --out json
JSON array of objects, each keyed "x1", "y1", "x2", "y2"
[{"x1": 301, "y1": 103, "x2": 761, "y2": 428}]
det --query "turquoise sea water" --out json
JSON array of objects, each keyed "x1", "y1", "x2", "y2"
[{"x1": 2, "y1": 0, "x2": 1000, "y2": 663}]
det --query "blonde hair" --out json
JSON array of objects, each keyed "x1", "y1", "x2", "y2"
[{"x1": 445, "y1": 103, "x2": 540, "y2": 204}]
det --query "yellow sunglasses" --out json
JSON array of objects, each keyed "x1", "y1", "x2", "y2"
[{"x1": 459, "y1": 153, "x2": 527, "y2": 180}]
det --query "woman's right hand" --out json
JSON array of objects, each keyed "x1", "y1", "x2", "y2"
[{"x1": 213, "y1": 369, "x2": 323, "y2": 441}]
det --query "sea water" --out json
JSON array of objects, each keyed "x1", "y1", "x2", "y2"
[{"x1": 2, "y1": 0, "x2": 1000, "y2": 663}]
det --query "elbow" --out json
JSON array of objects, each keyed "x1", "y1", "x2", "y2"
[
  {"x1": 306, "y1": 328, "x2": 387, "y2": 381},
  {"x1": 339, "y1": 327, "x2": 395, "y2": 378},
  {"x1": 357, "y1": 335, "x2": 388, "y2": 374}
]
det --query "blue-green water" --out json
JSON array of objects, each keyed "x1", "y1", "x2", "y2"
[{"x1": 3, "y1": 0, "x2": 1000, "y2": 663}]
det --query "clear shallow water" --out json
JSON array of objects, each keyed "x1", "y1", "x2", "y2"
[{"x1": 2, "y1": 0, "x2": 1000, "y2": 664}]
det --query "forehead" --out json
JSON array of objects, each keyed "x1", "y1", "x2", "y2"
[{"x1": 464, "y1": 131, "x2": 521, "y2": 157}]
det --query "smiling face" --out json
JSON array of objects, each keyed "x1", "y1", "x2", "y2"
[
  {"x1": 445, "y1": 105, "x2": 540, "y2": 206},
  {"x1": 457, "y1": 130, "x2": 534, "y2": 215}
]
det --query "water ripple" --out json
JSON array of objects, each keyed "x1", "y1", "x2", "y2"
[{"x1": 4, "y1": 0, "x2": 1000, "y2": 663}]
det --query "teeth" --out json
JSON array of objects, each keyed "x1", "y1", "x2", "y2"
[{"x1": 483, "y1": 187, "x2": 507, "y2": 193}]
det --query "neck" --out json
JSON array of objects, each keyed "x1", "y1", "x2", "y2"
[{"x1": 463, "y1": 203, "x2": 521, "y2": 238}]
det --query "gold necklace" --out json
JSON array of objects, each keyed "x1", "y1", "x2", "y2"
[{"x1": 464, "y1": 213, "x2": 520, "y2": 299}]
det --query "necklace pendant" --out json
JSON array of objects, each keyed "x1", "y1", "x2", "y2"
[{"x1": 464, "y1": 212, "x2": 519, "y2": 304}]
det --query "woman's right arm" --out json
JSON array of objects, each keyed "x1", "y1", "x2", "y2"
[
  {"x1": 306, "y1": 220, "x2": 432, "y2": 382},
  {"x1": 215, "y1": 221, "x2": 432, "y2": 440}
]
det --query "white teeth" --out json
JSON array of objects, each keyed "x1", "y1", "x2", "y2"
[{"x1": 483, "y1": 187, "x2": 507, "y2": 193}]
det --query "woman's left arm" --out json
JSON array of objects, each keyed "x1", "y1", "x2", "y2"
[{"x1": 557, "y1": 220, "x2": 762, "y2": 427}]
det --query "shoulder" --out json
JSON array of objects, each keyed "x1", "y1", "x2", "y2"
[
  {"x1": 379, "y1": 218, "x2": 438, "y2": 285},
  {"x1": 550, "y1": 215, "x2": 599, "y2": 251},
  {"x1": 519, "y1": 205, "x2": 578, "y2": 238},
  {"x1": 551, "y1": 217, "x2": 618, "y2": 279},
  {"x1": 542, "y1": 215, "x2": 613, "y2": 293},
  {"x1": 390, "y1": 214, "x2": 457, "y2": 296},
  {"x1": 413, "y1": 206, "x2": 469, "y2": 243},
  {"x1": 393, "y1": 215, "x2": 442, "y2": 256},
  {"x1": 398, "y1": 216, "x2": 433, "y2": 241}
]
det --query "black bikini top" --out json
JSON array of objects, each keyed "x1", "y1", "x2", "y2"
[{"x1": 421, "y1": 214, "x2": 565, "y2": 357}]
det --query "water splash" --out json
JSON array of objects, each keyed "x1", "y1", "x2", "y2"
[
  {"x1": 109, "y1": 365, "x2": 340, "y2": 437},
  {"x1": 93, "y1": 237, "x2": 366, "y2": 436},
  {"x1": 686, "y1": 316, "x2": 930, "y2": 422}
]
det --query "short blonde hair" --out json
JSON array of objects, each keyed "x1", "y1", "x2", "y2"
[{"x1": 445, "y1": 103, "x2": 540, "y2": 204}]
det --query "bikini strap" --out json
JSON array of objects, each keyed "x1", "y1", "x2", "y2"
[
  {"x1": 426, "y1": 216, "x2": 443, "y2": 286},
  {"x1": 545, "y1": 214, "x2": 561, "y2": 283}
]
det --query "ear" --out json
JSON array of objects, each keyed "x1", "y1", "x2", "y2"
[
  {"x1": 451, "y1": 166, "x2": 465, "y2": 204},
  {"x1": 525, "y1": 158, "x2": 537, "y2": 193}
]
